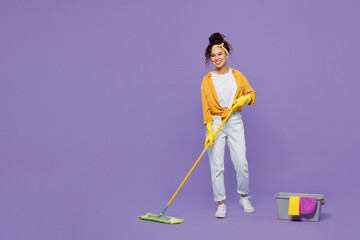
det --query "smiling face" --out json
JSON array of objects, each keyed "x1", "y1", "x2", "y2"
[{"x1": 210, "y1": 46, "x2": 228, "y2": 69}]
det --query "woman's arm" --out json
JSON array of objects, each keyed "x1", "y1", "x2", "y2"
[
  {"x1": 240, "y1": 73, "x2": 256, "y2": 105},
  {"x1": 201, "y1": 81, "x2": 214, "y2": 125}
]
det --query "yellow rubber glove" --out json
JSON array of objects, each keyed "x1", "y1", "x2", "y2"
[
  {"x1": 205, "y1": 121, "x2": 214, "y2": 149},
  {"x1": 231, "y1": 94, "x2": 252, "y2": 111}
]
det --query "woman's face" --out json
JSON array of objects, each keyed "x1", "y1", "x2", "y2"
[{"x1": 210, "y1": 47, "x2": 227, "y2": 69}]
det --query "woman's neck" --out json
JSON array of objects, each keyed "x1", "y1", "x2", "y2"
[{"x1": 213, "y1": 65, "x2": 230, "y2": 75}]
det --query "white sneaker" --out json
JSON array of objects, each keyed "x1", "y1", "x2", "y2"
[
  {"x1": 215, "y1": 204, "x2": 226, "y2": 218},
  {"x1": 239, "y1": 196, "x2": 255, "y2": 213}
]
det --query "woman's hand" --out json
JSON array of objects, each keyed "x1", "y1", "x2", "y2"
[
  {"x1": 231, "y1": 94, "x2": 252, "y2": 111},
  {"x1": 205, "y1": 121, "x2": 214, "y2": 149}
]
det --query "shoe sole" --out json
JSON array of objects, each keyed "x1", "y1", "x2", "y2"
[
  {"x1": 244, "y1": 209, "x2": 255, "y2": 213},
  {"x1": 215, "y1": 214, "x2": 226, "y2": 218}
]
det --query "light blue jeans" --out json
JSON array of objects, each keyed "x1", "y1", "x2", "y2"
[{"x1": 208, "y1": 112, "x2": 249, "y2": 202}]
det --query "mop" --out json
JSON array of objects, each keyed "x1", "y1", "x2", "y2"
[{"x1": 139, "y1": 109, "x2": 234, "y2": 224}]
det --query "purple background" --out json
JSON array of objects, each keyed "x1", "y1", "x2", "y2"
[{"x1": 1, "y1": 0, "x2": 359, "y2": 239}]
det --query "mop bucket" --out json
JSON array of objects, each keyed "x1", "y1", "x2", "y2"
[{"x1": 274, "y1": 192, "x2": 325, "y2": 222}]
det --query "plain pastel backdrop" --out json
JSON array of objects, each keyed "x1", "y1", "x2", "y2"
[{"x1": 1, "y1": 0, "x2": 359, "y2": 239}]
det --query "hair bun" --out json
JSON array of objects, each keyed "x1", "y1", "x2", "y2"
[{"x1": 209, "y1": 32, "x2": 225, "y2": 43}]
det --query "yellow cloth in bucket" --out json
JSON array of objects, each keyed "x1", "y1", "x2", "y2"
[{"x1": 288, "y1": 196, "x2": 300, "y2": 216}]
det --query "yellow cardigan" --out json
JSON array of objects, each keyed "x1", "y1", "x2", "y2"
[{"x1": 201, "y1": 68, "x2": 256, "y2": 125}]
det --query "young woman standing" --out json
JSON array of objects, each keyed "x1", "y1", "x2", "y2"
[{"x1": 201, "y1": 33, "x2": 256, "y2": 218}]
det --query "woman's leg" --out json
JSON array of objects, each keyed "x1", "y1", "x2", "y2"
[
  {"x1": 208, "y1": 116, "x2": 227, "y2": 202},
  {"x1": 227, "y1": 112, "x2": 250, "y2": 195}
]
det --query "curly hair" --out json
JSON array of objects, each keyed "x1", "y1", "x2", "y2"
[{"x1": 205, "y1": 32, "x2": 233, "y2": 64}]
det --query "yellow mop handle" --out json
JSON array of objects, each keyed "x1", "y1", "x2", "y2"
[{"x1": 160, "y1": 109, "x2": 234, "y2": 215}]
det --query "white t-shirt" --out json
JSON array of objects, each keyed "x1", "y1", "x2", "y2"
[{"x1": 211, "y1": 69, "x2": 237, "y2": 109}]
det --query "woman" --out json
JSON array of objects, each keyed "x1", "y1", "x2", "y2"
[{"x1": 201, "y1": 33, "x2": 256, "y2": 218}]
